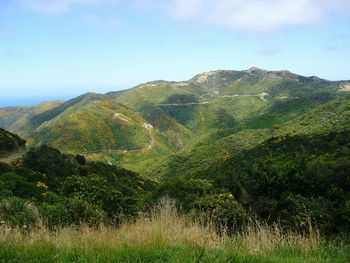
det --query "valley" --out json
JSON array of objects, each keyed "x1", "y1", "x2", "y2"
[
  {"x1": 1, "y1": 68, "x2": 347, "y2": 178},
  {"x1": 1, "y1": 68, "x2": 350, "y2": 262}
]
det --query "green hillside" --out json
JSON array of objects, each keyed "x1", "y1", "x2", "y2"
[
  {"x1": 111, "y1": 69, "x2": 344, "y2": 146},
  {"x1": 0, "y1": 68, "x2": 349, "y2": 176},
  {"x1": 138, "y1": 95, "x2": 350, "y2": 179},
  {"x1": 193, "y1": 130, "x2": 350, "y2": 234},
  {"x1": 0, "y1": 101, "x2": 62, "y2": 137},
  {"x1": 28, "y1": 96, "x2": 153, "y2": 153}
]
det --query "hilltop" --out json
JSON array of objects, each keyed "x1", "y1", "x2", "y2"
[{"x1": 0, "y1": 68, "x2": 349, "y2": 174}]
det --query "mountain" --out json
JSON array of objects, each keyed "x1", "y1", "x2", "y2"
[
  {"x1": 109, "y1": 68, "x2": 340, "y2": 136},
  {"x1": 1, "y1": 68, "x2": 350, "y2": 238},
  {"x1": 27, "y1": 94, "x2": 150, "y2": 152},
  {"x1": 0, "y1": 101, "x2": 62, "y2": 137},
  {"x1": 137, "y1": 96, "x2": 350, "y2": 178},
  {"x1": 0, "y1": 68, "x2": 349, "y2": 175}
]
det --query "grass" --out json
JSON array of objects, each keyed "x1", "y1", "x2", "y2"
[{"x1": 0, "y1": 199, "x2": 349, "y2": 262}]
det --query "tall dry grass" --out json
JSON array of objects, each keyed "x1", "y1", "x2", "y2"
[{"x1": 0, "y1": 197, "x2": 322, "y2": 255}]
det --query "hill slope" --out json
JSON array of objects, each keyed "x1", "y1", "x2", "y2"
[
  {"x1": 0, "y1": 128, "x2": 26, "y2": 159},
  {"x1": 0, "y1": 68, "x2": 349, "y2": 174},
  {"x1": 0, "y1": 101, "x2": 62, "y2": 137}
]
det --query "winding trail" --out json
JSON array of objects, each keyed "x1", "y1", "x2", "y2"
[
  {"x1": 157, "y1": 92, "x2": 301, "y2": 107},
  {"x1": 142, "y1": 123, "x2": 155, "y2": 149},
  {"x1": 158, "y1": 92, "x2": 271, "y2": 106},
  {"x1": 340, "y1": 84, "x2": 350, "y2": 92},
  {"x1": 86, "y1": 92, "x2": 298, "y2": 155},
  {"x1": 84, "y1": 117, "x2": 156, "y2": 156},
  {"x1": 111, "y1": 112, "x2": 154, "y2": 149},
  {"x1": 112, "y1": 113, "x2": 133, "y2": 124},
  {"x1": 158, "y1": 101, "x2": 210, "y2": 106}
]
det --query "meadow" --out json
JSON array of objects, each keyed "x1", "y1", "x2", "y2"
[{"x1": 0, "y1": 199, "x2": 349, "y2": 263}]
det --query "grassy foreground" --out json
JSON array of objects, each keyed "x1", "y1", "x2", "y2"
[{"x1": 0, "y1": 200, "x2": 349, "y2": 263}]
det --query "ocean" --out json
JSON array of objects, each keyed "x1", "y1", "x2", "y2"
[{"x1": 0, "y1": 96, "x2": 71, "y2": 107}]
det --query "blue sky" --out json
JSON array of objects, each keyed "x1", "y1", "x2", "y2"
[{"x1": 0, "y1": 0, "x2": 350, "y2": 106}]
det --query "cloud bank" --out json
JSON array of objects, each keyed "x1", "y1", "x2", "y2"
[
  {"x1": 162, "y1": 0, "x2": 350, "y2": 32},
  {"x1": 17, "y1": 0, "x2": 350, "y2": 32}
]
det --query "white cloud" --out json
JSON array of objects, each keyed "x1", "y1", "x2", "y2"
[
  {"x1": 159, "y1": 0, "x2": 350, "y2": 32},
  {"x1": 16, "y1": 0, "x2": 350, "y2": 32},
  {"x1": 18, "y1": 0, "x2": 119, "y2": 14},
  {"x1": 163, "y1": 0, "x2": 204, "y2": 19}
]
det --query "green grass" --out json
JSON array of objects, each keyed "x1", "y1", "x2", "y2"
[
  {"x1": 0, "y1": 242, "x2": 349, "y2": 263},
  {"x1": 1, "y1": 198, "x2": 349, "y2": 263}
]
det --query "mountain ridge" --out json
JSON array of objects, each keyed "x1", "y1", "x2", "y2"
[{"x1": 0, "y1": 68, "x2": 349, "y2": 174}]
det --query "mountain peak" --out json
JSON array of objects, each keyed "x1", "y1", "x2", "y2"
[
  {"x1": 242, "y1": 67, "x2": 303, "y2": 81},
  {"x1": 247, "y1": 67, "x2": 265, "y2": 72},
  {"x1": 192, "y1": 71, "x2": 220, "y2": 83},
  {"x1": 191, "y1": 68, "x2": 302, "y2": 84}
]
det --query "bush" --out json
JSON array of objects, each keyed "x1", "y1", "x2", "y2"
[
  {"x1": 340, "y1": 199, "x2": 350, "y2": 233},
  {"x1": 190, "y1": 193, "x2": 247, "y2": 232},
  {"x1": 68, "y1": 198, "x2": 107, "y2": 226},
  {"x1": 157, "y1": 177, "x2": 213, "y2": 209},
  {"x1": 61, "y1": 174, "x2": 142, "y2": 220},
  {"x1": 281, "y1": 195, "x2": 334, "y2": 234},
  {"x1": 23, "y1": 145, "x2": 78, "y2": 188},
  {"x1": 0, "y1": 197, "x2": 41, "y2": 229},
  {"x1": 38, "y1": 202, "x2": 71, "y2": 229},
  {"x1": 0, "y1": 172, "x2": 37, "y2": 198}
]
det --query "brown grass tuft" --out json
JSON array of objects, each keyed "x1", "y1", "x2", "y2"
[{"x1": 0, "y1": 197, "x2": 322, "y2": 254}]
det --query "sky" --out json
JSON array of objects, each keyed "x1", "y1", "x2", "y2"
[{"x1": 0, "y1": 0, "x2": 350, "y2": 106}]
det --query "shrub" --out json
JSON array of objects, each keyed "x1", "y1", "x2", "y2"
[
  {"x1": 156, "y1": 177, "x2": 213, "y2": 209},
  {"x1": 190, "y1": 193, "x2": 247, "y2": 232},
  {"x1": 38, "y1": 202, "x2": 71, "y2": 229},
  {"x1": 23, "y1": 145, "x2": 78, "y2": 188},
  {"x1": 0, "y1": 172, "x2": 37, "y2": 198},
  {"x1": 61, "y1": 174, "x2": 142, "y2": 220},
  {"x1": 281, "y1": 194, "x2": 334, "y2": 234},
  {"x1": 68, "y1": 198, "x2": 107, "y2": 226},
  {"x1": 0, "y1": 197, "x2": 41, "y2": 229}
]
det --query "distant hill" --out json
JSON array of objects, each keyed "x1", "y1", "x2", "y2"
[
  {"x1": 0, "y1": 101, "x2": 62, "y2": 137},
  {"x1": 0, "y1": 68, "x2": 349, "y2": 174}
]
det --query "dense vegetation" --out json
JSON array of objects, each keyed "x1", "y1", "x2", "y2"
[
  {"x1": 2, "y1": 199, "x2": 349, "y2": 263},
  {"x1": 1, "y1": 128, "x2": 350, "y2": 239},
  {"x1": 1, "y1": 200, "x2": 349, "y2": 263},
  {"x1": 0, "y1": 128, "x2": 25, "y2": 157},
  {"x1": 0, "y1": 144, "x2": 152, "y2": 229},
  {"x1": 0, "y1": 69, "x2": 350, "y2": 261},
  {"x1": 207, "y1": 131, "x2": 350, "y2": 234}
]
